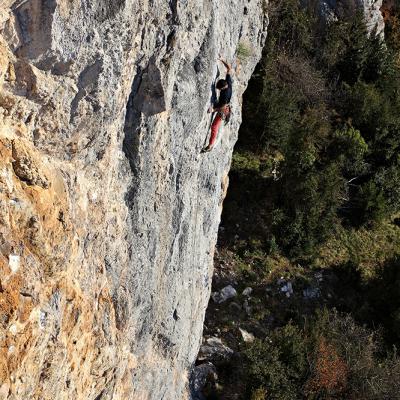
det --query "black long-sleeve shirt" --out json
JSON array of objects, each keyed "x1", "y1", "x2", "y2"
[{"x1": 215, "y1": 74, "x2": 232, "y2": 108}]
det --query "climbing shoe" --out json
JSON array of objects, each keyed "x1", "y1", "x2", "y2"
[{"x1": 201, "y1": 145, "x2": 213, "y2": 153}]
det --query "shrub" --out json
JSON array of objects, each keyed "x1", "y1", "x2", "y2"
[
  {"x1": 349, "y1": 181, "x2": 387, "y2": 226},
  {"x1": 305, "y1": 337, "x2": 348, "y2": 397},
  {"x1": 251, "y1": 387, "x2": 266, "y2": 400},
  {"x1": 238, "y1": 310, "x2": 400, "y2": 399},
  {"x1": 236, "y1": 41, "x2": 253, "y2": 62},
  {"x1": 332, "y1": 126, "x2": 368, "y2": 176},
  {"x1": 244, "y1": 323, "x2": 308, "y2": 400}
]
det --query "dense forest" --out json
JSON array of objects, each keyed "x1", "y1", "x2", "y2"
[{"x1": 202, "y1": 0, "x2": 400, "y2": 399}]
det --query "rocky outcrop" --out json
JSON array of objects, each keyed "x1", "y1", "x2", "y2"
[
  {"x1": 317, "y1": 0, "x2": 385, "y2": 35},
  {"x1": 0, "y1": 0, "x2": 267, "y2": 399},
  {"x1": 361, "y1": 0, "x2": 385, "y2": 34}
]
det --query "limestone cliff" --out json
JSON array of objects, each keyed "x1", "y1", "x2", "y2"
[
  {"x1": 0, "y1": 1, "x2": 267, "y2": 399},
  {"x1": 318, "y1": 0, "x2": 385, "y2": 34}
]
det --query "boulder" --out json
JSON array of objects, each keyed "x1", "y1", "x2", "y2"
[{"x1": 212, "y1": 285, "x2": 238, "y2": 304}]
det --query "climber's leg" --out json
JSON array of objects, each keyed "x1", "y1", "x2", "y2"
[{"x1": 206, "y1": 113, "x2": 223, "y2": 150}]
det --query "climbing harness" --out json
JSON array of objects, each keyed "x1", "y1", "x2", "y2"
[{"x1": 220, "y1": 105, "x2": 232, "y2": 125}]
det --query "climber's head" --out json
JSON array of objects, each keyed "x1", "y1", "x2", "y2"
[{"x1": 216, "y1": 79, "x2": 228, "y2": 90}]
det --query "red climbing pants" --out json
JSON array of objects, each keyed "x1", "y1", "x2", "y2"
[
  {"x1": 209, "y1": 114, "x2": 223, "y2": 147},
  {"x1": 208, "y1": 106, "x2": 230, "y2": 147}
]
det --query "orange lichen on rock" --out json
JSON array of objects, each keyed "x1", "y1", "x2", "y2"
[
  {"x1": 0, "y1": 249, "x2": 36, "y2": 391},
  {"x1": 0, "y1": 84, "x2": 82, "y2": 397},
  {"x1": 11, "y1": 139, "x2": 49, "y2": 188},
  {"x1": 0, "y1": 142, "x2": 70, "y2": 273}
]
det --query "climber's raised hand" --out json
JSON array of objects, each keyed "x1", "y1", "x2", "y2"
[{"x1": 219, "y1": 59, "x2": 232, "y2": 73}]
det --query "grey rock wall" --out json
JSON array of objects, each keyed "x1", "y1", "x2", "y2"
[
  {"x1": 316, "y1": 0, "x2": 384, "y2": 34},
  {"x1": 0, "y1": 0, "x2": 267, "y2": 399}
]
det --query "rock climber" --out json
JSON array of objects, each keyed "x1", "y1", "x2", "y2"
[{"x1": 202, "y1": 59, "x2": 232, "y2": 153}]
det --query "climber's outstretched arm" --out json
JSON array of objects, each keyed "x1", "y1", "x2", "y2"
[{"x1": 219, "y1": 59, "x2": 232, "y2": 74}]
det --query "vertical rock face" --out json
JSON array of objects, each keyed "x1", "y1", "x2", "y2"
[
  {"x1": 360, "y1": 0, "x2": 385, "y2": 34},
  {"x1": 317, "y1": 0, "x2": 385, "y2": 34},
  {"x1": 0, "y1": 0, "x2": 267, "y2": 399}
]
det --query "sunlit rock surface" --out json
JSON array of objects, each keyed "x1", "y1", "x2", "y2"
[
  {"x1": 318, "y1": 0, "x2": 385, "y2": 34},
  {"x1": 0, "y1": 0, "x2": 267, "y2": 398}
]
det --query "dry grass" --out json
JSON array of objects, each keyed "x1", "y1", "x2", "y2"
[{"x1": 236, "y1": 41, "x2": 254, "y2": 62}]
